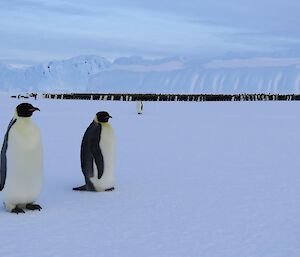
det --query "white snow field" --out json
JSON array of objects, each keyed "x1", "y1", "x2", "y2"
[{"x1": 0, "y1": 94, "x2": 300, "y2": 257}]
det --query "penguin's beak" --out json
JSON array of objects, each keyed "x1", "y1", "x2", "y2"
[{"x1": 29, "y1": 107, "x2": 40, "y2": 112}]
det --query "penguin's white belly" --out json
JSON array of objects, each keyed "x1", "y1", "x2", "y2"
[
  {"x1": 3, "y1": 124, "x2": 43, "y2": 205},
  {"x1": 137, "y1": 101, "x2": 143, "y2": 113},
  {"x1": 90, "y1": 123, "x2": 115, "y2": 191}
]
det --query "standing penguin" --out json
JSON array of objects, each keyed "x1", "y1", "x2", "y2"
[
  {"x1": 73, "y1": 111, "x2": 115, "y2": 192},
  {"x1": 0, "y1": 103, "x2": 42, "y2": 213},
  {"x1": 137, "y1": 100, "x2": 143, "y2": 114}
]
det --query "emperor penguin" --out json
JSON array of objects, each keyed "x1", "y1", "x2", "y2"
[
  {"x1": 73, "y1": 111, "x2": 115, "y2": 192},
  {"x1": 0, "y1": 103, "x2": 42, "y2": 214},
  {"x1": 137, "y1": 100, "x2": 143, "y2": 114}
]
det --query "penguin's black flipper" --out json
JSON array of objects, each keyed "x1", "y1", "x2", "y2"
[
  {"x1": 91, "y1": 145, "x2": 104, "y2": 180},
  {"x1": 91, "y1": 124, "x2": 104, "y2": 180},
  {"x1": 0, "y1": 119, "x2": 17, "y2": 191}
]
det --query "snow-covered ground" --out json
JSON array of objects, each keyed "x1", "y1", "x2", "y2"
[{"x1": 0, "y1": 94, "x2": 300, "y2": 257}]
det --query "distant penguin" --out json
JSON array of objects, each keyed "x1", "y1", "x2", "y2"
[
  {"x1": 137, "y1": 100, "x2": 143, "y2": 114},
  {"x1": 0, "y1": 103, "x2": 43, "y2": 214},
  {"x1": 73, "y1": 111, "x2": 115, "y2": 192}
]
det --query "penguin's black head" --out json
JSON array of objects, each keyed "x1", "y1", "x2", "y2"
[
  {"x1": 96, "y1": 111, "x2": 112, "y2": 123},
  {"x1": 16, "y1": 103, "x2": 40, "y2": 117}
]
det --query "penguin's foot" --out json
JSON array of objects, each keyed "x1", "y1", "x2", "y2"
[
  {"x1": 26, "y1": 203, "x2": 42, "y2": 211},
  {"x1": 11, "y1": 206, "x2": 25, "y2": 214},
  {"x1": 73, "y1": 185, "x2": 87, "y2": 191},
  {"x1": 105, "y1": 187, "x2": 115, "y2": 192}
]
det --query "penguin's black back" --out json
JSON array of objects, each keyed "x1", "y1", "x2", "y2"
[
  {"x1": 80, "y1": 121, "x2": 104, "y2": 189},
  {"x1": 0, "y1": 119, "x2": 17, "y2": 191}
]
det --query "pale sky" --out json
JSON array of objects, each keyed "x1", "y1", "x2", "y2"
[{"x1": 0, "y1": 0, "x2": 299, "y2": 64}]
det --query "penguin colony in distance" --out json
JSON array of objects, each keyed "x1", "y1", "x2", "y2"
[
  {"x1": 73, "y1": 111, "x2": 115, "y2": 192},
  {"x1": 137, "y1": 100, "x2": 143, "y2": 114},
  {"x1": 0, "y1": 103, "x2": 43, "y2": 214}
]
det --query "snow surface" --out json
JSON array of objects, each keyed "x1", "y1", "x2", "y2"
[{"x1": 0, "y1": 95, "x2": 300, "y2": 257}]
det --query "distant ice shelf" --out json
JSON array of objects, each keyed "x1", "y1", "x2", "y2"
[{"x1": 1, "y1": 55, "x2": 300, "y2": 93}]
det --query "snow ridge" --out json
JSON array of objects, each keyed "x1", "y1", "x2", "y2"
[{"x1": 1, "y1": 55, "x2": 300, "y2": 93}]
